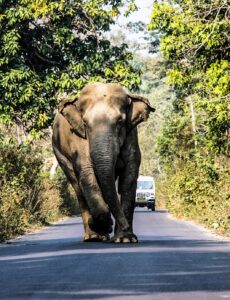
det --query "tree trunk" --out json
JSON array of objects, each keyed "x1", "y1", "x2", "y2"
[
  {"x1": 16, "y1": 123, "x2": 26, "y2": 145},
  {"x1": 50, "y1": 156, "x2": 58, "y2": 179}
]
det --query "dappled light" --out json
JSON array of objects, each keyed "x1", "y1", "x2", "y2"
[{"x1": 0, "y1": 0, "x2": 229, "y2": 298}]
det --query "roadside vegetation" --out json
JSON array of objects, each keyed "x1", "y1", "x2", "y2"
[
  {"x1": 0, "y1": 125, "x2": 77, "y2": 242},
  {"x1": 147, "y1": 0, "x2": 230, "y2": 236},
  {"x1": 0, "y1": 0, "x2": 229, "y2": 241}
]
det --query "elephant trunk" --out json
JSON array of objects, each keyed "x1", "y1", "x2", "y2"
[{"x1": 89, "y1": 132, "x2": 129, "y2": 232}]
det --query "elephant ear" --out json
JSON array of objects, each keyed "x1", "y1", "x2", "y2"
[
  {"x1": 58, "y1": 96, "x2": 86, "y2": 139},
  {"x1": 127, "y1": 93, "x2": 155, "y2": 131}
]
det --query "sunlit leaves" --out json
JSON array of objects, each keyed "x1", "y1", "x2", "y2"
[
  {"x1": 0, "y1": 0, "x2": 139, "y2": 133},
  {"x1": 2, "y1": 30, "x2": 20, "y2": 55},
  {"x1": 148, "y1": 0, "x2": 230, "y2": 236},
  {"x1": 149, "y1": 0, "x2": 230, "y2": 155},
  {"x1": 206, "y1": 60, "x2": 230, "y2": 96}
]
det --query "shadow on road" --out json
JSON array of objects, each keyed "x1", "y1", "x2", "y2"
[
  {"x1": 1, "y1": 211, "x2": 230, "y2": 299},
  {"x1": 1, "y1": 238, "x2": 230, "y2": 299},
  {"x1": 134, "y1": 209, "x2": 168, "y2": 214}
]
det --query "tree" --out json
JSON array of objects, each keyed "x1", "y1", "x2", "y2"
[
  {"x1": 148, "y1": 0, "x2": 230, "y2": 235},
  {"x1": 149, "y1": 0, "x2": 230, "y2": 155},
  {"x1": 135, "y1": 55, "x2": 174, "y2": 176},
  {"x1": 0, "y1": 0, "x2": 140, "y2": 134}
]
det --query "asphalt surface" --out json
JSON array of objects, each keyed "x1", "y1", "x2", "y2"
[{"x1": 1, "y1": 208, "x2": 230, "y2": 300}]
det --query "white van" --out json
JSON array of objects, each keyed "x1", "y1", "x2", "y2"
[{"x1": 135, "y1": 175, "x2": 155, "y2": 211}]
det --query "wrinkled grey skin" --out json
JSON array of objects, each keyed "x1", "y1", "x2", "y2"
[{"x1": 52, "y1": 83, "x2": 155, "y2": 243}]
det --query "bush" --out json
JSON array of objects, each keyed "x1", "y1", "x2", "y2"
[
  {"x1": 0, "y1": 137, "x2": 42, "y2": 241},
  {"x1": 163, "y1": 156, "x2": 230, "y2": 237},
  {"x1": 0, "y1": 134, "x2": 79, "y2": 242}
]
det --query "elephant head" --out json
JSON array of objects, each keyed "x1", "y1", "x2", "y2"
[
  {"x1": 59, "y1": 83, "x2": 154, "y2": 143},
  {"x1": 59, "y1": 83, "x2": 155, "y2": 224}
]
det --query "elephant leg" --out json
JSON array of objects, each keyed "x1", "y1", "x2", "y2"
[
  {"x1": 114, "y1": 134, "x2": 140, "y2": 243},
  {"x1": 121, "y1": 183, "x2": 136, "y2": 231},
  {"x1": 113, "y1": 177, "x2": 138, "y2": 243},
  {"x1": 120, "y1": 181, "x2": 138, "y2": 241},
  {"x1": 77, "y1": 188, "x2": 110, "y2": 242},
  {"x1": 80, "y1": 195, "x2": 110, "y2": 242},
  {"x1": 53, "y1": 147, "x2": 109, "y2": 241},
  {"x1": 73, "y1": 162, "x2": 113, "y2": 235}
]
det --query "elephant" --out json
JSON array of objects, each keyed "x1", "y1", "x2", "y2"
[{"x1": 52, "y1": 82, "x2": 155, "y2": 243}]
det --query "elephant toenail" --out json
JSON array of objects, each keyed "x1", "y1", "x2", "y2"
[
  {"x1": 114, "y1": 238, "x2": 121, "y2": 243},
  {"x1": 122, "y1": 238, "x2": 131, "y2": 243}
]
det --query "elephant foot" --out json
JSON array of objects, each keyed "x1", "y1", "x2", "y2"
[
  {"x1": 83, "y1": 234, "x2": 101, "y2": 242},
  {"x1": 101, "y1": 234, "x2": 110, "y2": 241},
  {"x1": 113, "y1": 233, "x2": 138, "y2": 244},
  {"x1": 83, "y1": 233, "x2": 110, "y2": 242},
  {"x1": 88, "y1": 213, "x2": 113, "y2": 235}
]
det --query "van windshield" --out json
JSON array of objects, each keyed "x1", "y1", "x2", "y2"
[{"x1": 137, "y1": 181, "x2": 153, "y2": 190}]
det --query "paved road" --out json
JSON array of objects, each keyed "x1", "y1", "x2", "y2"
[{"x1": 1, "y1": 209, "x2": 230, "y2": 300}]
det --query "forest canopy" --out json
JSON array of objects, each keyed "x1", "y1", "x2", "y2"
[
  {"x1": 0, "y1": 0, "x2": 140, "y2": 134},
  {"x1": 149, "y1": 0, "x2": 230, "y2": 156}
]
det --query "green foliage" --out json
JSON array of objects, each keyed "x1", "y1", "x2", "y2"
[
  {"x1": 149, "y1": 0, "x2": 230, "y2": 235},
  {"x1": 0, "y1": 0, "x2": 140, "y2": 133},
  {"x1": 0, "y1": 137, "x2": 42, "y2": 241},
  {"x1": 165, "y1": 156, "x2": 230, "y2": 236},
  {"x1": 0, "y1": 130, "x2": 78, "y2": 242},
  {"x1": 157, "y1": 112, "x2": 195, "y2": 163},
  {"x1": 149, "y1": 0, "x2": 230, "y2": 155},
  {"x1": 136, "y1": 55, "x2": 174, "y2": 177}
]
